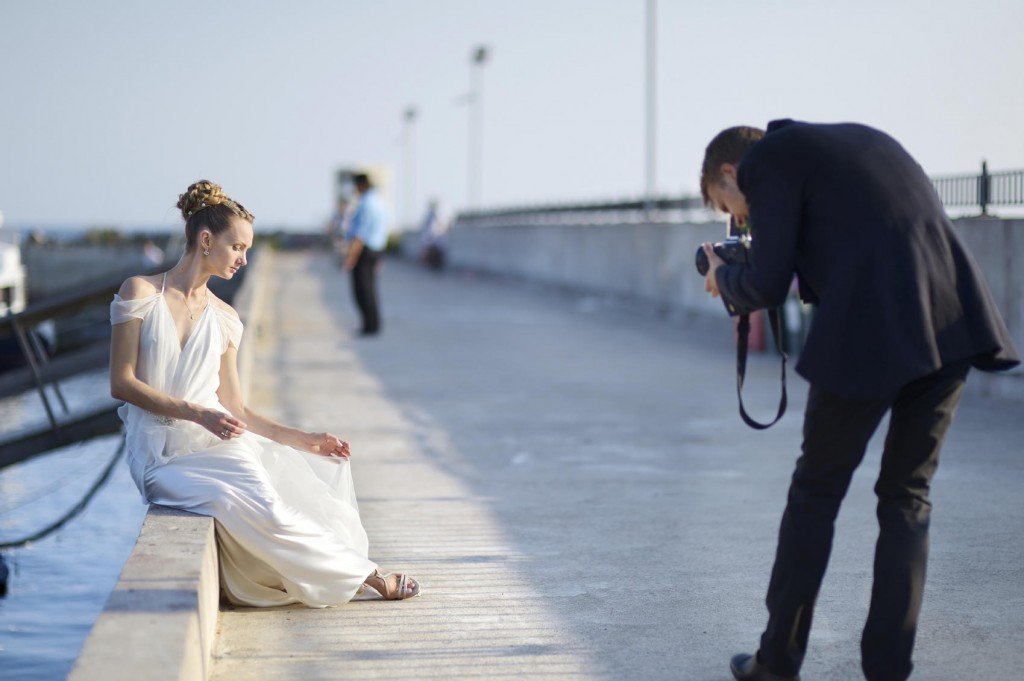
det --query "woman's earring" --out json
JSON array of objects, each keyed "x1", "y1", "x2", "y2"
[{"x1": 203, "y1": 248, "x2": 210, "y2": 256}]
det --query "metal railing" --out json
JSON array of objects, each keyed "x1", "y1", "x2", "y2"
[
  {"x1": 932, "y1": 162, "x2": 1024, "y2": 215},
  {"x1": 456, "y1": 164, "x2": 1023, "y2": 225},
  {"x1": 457, "y1": 195, "x2": 708, "y2": 227}
]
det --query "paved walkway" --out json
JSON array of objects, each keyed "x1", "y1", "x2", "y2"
[{"x1": 211, "y1": 252, "x2": 1024, "y2": 680}]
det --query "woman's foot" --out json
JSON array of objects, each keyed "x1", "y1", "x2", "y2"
[{"x1": 362, "y1": 569, "x2": 421, "y2": 600}]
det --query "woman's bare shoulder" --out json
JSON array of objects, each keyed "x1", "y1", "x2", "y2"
[
  {"x1": 117, "y1": 274, "x2": 162, "y2": 300},
  {"x1": 209, "y1": 293, "x2": 240, "y2": 321}
]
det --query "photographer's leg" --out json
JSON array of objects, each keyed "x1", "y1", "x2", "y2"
[
  {"x1": 861, "y1": 361, "x2": 969, "y2": 681},
  {"x1": 757, "y1": 385, "x2": 889, "y2": 677}
]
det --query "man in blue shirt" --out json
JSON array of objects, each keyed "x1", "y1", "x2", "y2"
[{"x1": 344, "y1": 173, "x2": 389, "y2": 335}]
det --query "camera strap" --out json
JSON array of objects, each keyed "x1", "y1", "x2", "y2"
[{"x1": 735, "y1": 309, "x2": 788, "y2": 429}]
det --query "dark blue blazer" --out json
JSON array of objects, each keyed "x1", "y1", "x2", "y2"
[{"x1": 715, "y1": 119, "x2": 1019, "y2": 399}]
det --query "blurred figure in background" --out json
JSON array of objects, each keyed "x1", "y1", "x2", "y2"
[
  {"x1": 141, "y1": 239, "x2": 165, "y2": 270},
  {"x1": 326, "y1": 195, "x2": 353, "y2": 267},
  {"x1": 418, "y1": 199, "x2": 450, "y2": 271},
  {"x1": 343, "y1": 173, "x2": 389, "y2": 336}
]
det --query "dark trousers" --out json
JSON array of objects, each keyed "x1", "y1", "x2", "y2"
[
  {"x1": 757, "y1": 361, "x2": 971, "y2": 681},
  {"x1": 351, "y1": 248, "x2": 381, "y2": 334}
]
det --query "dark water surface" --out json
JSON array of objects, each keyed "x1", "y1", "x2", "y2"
[{"x1": 0, "y1": 372, "x2": 146, "y2": 680}]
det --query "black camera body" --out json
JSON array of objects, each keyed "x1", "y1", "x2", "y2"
[
  {"x1": 695, "y1": 234, "x2": 751, "y2": 276},
  {"x1": 692, "y1": 226, "x2": 788, "y2": 430}
]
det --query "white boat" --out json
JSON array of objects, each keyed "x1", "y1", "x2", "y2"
[
  {"x1": 0, "y1": 211, "x2": 27, "y2": 318},
  {"x1": 0, "y1": 212, "x2": 55, "y2": 370}
]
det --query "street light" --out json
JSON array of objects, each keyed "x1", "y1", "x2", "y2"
[
  {"x1": 645, "y1": 0, "x2": 657, "y2": 211},
  {"x1": 468, "y1": 45, "x2": 489, "y2": 210},
  {"x1": 401, "y1": 106, "x2": 418, "y2": 228}
]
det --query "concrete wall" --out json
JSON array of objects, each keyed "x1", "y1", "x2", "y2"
[
  {"x1": 951, "y1": 218, "x2": 1024, "y2": 399},
  {"x1": 447, "y1": 217, "x2": 1023, "y2": 400},
  {"x1": 447, "y1": 221, "x2": 729, "y2": 319}
]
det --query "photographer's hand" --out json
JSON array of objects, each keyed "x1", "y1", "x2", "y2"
[{"x1": 702, "y1": 243, "x2": 726, "y2": 298}]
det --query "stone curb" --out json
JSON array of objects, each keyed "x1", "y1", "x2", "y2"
[{"x1": 68, "y1": 506, "x2": 219, "y2": 681}]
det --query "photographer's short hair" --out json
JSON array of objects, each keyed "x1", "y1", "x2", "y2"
[
  {"x1": 353, "y1": 173, "x2": 372, "y2": 188},
  {"x1": 700, "y1": 126, "x2": 765, "y2": 205}
]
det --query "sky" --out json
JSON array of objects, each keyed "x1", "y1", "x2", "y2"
[{"x1": 1, "y1": 0, "x2": 1022, "y2": 229}]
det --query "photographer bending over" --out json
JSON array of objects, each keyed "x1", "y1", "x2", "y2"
[{"x1": 700, "y1": 120, "x2": 1018, "y2": 681}]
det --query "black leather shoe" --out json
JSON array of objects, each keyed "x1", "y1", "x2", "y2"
[{"x1": 730, "y1": 653, "x2": 800, "y2": 681}]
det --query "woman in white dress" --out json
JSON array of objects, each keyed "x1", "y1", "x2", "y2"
[{"x1": 109, "y1": 180, "x2": 418, "y2": 606}]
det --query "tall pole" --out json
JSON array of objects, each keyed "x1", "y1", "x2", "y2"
[
  {"x1": 469, "y1": 45, "x2": 489, "y2": 210},
  {"x1": 402, "y1": 106, "x2": 417, "y2": 227},
  {"x1": 645, "y1": 0, "x2": 657, "y2": 210}
]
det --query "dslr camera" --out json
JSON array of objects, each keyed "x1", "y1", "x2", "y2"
[
  {"x1": 692, "y1": 217, "x2": 789, "y2": 430},
  {"x1": 695, "y1": 232, "x2": 751, "y2": 276}
]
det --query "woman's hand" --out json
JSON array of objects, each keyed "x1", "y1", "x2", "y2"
[
  {"x1": 300, "y1": 432, "x2": 351, "y2": 460},
  {"x1": 196, "y1": 408, "x2": 247, "y2": 441}
]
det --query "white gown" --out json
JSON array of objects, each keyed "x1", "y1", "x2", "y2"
[{"x1": 110, "y1": 278, "x2": 377, "y2": 607}]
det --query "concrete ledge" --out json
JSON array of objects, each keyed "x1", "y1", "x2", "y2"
[
  {"x1": 68, "y1": 506, "x2": 219, "y2": 681},
  {"x1": 71, "y1": 249, "x2": 268, "y2": 679}
]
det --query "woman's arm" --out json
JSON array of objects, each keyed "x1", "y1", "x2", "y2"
[
  {"x1": 110, "y1": 278, "x2": 246, "y2": 440},
  {"x1": 216, "y1": 344, "x2": 350, "y2": 459}
]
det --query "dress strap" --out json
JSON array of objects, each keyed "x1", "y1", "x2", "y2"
[{"x1": 160, "y1": 272, "x2": 167, "y2": 294}]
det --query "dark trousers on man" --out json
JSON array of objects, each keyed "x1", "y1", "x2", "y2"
[
  {"x1": 757, "y1": 361, "x2": 971, "y2": 681},
  {"x1": 351, "y1": 248, "x2": 381, "y2": 334}
]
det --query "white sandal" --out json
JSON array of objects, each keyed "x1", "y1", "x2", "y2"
[{"x1": 363, "y1": 569, "x2": 421, "y2": 600}]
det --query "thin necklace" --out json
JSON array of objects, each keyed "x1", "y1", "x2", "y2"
[{"x1": 182, "y1": 288, "x2": 208, "y2": 321}]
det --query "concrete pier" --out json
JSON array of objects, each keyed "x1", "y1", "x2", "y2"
[{"x1": 208, "y1": 252, "x2": 1023, "y2": 679}]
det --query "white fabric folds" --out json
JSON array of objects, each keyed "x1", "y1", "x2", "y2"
[{"x1": 110, "y1": 290, "x2": 376, "y2": 607}]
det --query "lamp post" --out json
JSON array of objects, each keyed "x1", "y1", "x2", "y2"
[
  {"x1": 645, "y1": 0, "x2": 657, "y2": 213},
  {"x1": 401, "y1": 106, "x2": 418, "y2": 228},
  {"x1": 468, "y1": 45, "x2": 489, "y2": 210}
]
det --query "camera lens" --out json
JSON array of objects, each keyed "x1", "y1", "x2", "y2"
[{"x1": 695, "y1": 246, "x2": 710, "y2": 276}]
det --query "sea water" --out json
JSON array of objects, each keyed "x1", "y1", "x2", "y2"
[{"x1": 0, "y1": 371, "x2": 146, "y2": 680}]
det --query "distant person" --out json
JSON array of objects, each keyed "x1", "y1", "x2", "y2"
[
  {"x1": 109, "y1": 179, "x2": 419, "y2": 606},
  {"x1": 344, "y1": 173, "x2": 389, "y2": 336},
  {"x1": 419, "y1": 199, "x2": 450, "y2": 271},
  {"x1": 141, "y1": 239, "x2": 164, "y2": 269},
  {"x1": 326, "y1": 195, "x2": 353, "y2": 267},
  {"x1": 699, "y1": 121, "x2": 1019, "y2": 681}
]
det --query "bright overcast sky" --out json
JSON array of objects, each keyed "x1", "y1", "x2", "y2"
[{"x1": 1, "y1": 0, "x2": 1022, "y2": 229}]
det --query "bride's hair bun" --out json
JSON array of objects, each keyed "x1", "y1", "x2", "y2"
[
  {"x1": 177, "y1": 180, "x2": 230, "y2": 221},
  {"x1": 175, "y1": 179, "x2": 254, "y2": 252}
]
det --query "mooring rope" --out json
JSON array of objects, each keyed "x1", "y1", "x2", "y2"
[
  {"x1": 0, "y1": 442, "x2": 109, "y2": 516},
  {"x1": 0, "y1": 436, "x2": 126, "y2": 550}
]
